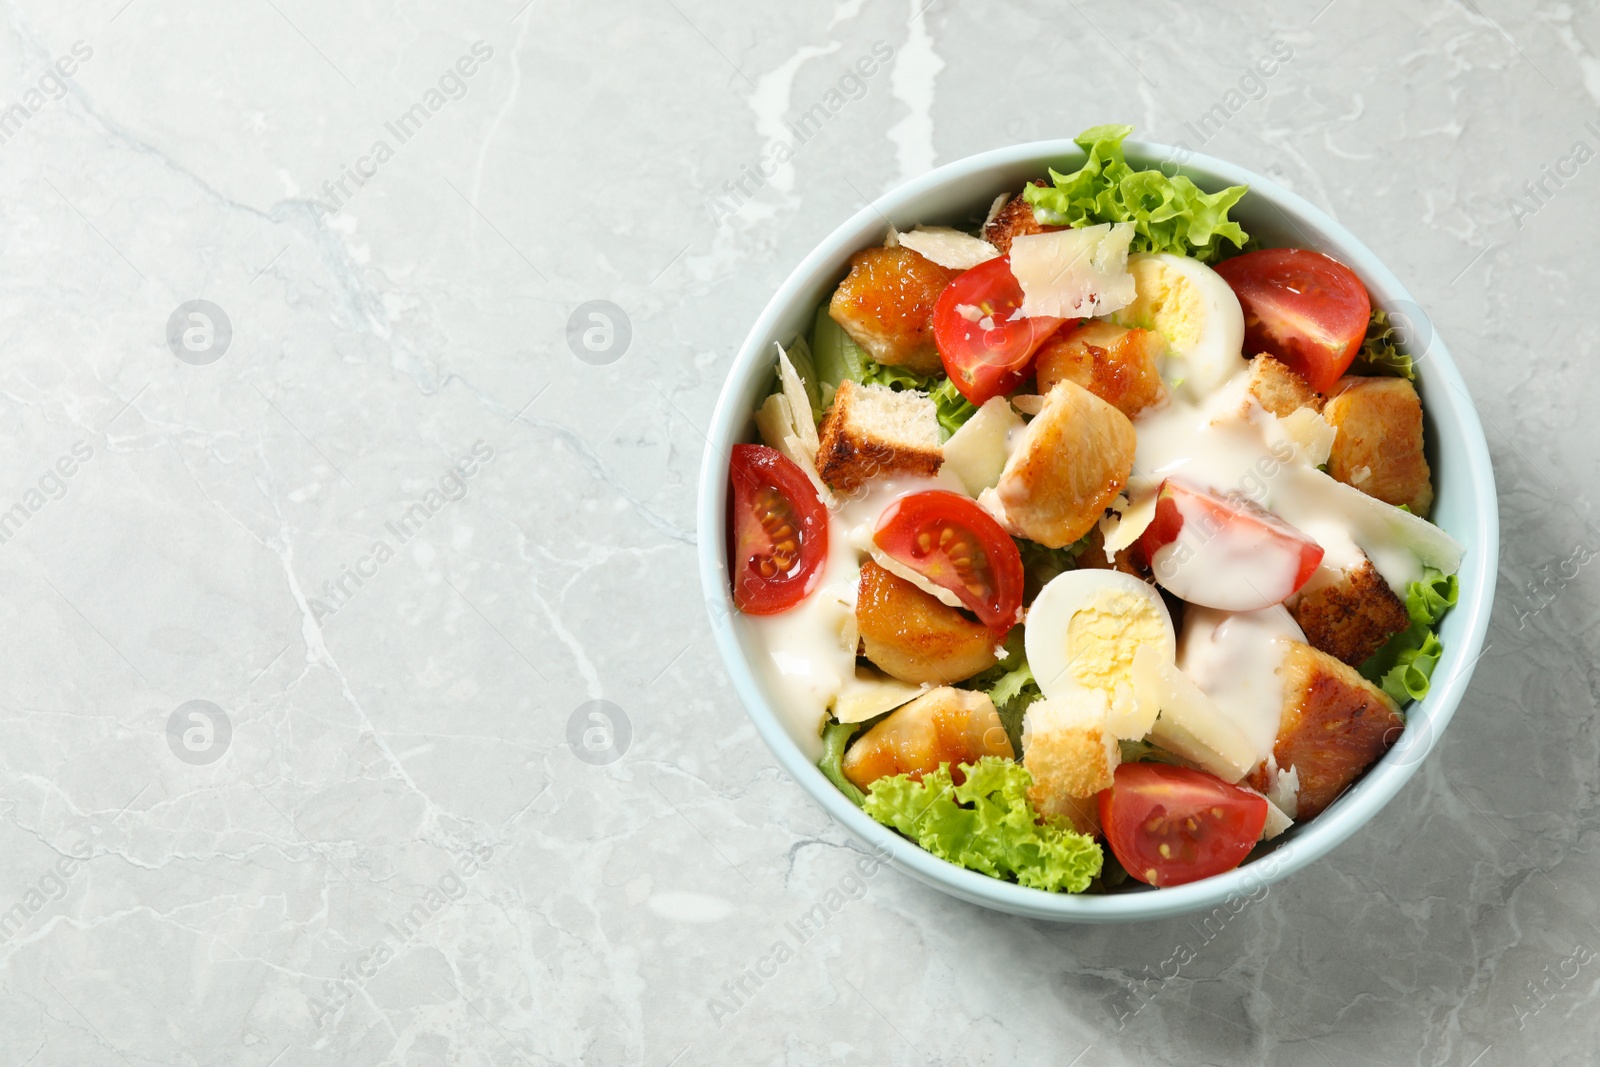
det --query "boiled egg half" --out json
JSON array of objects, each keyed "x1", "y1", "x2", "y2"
[
  {"x1": 1024, "y1": 569, "x2": 1176, "y2": 740},
  {"x1": 1110, "y1": 252, "x2": 1245, "y2": 401}
]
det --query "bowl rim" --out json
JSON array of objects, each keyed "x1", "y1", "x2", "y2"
[{"x1": 695, "y1": 137, "x2": 1499, "y2": 922}]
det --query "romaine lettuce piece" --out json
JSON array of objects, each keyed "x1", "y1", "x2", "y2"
[{"x1": 817, "y1": 720, "x2": 865, "y2": 806}]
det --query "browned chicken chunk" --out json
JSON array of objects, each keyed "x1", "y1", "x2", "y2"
[
  {"x1": 1292, "y1": 559, "x2": 1409, "y2": 667},
  {"x1": 827, "y1": 246, "x2": 956, "y2": 375},
  {"x1": 842, "y1": 686, "x2": 1013, "y2": 791},
  {"x1": 1323, "y1": 376, "x2": 1434, "y2": 516},
  {"x1": 1035, "y1": 320, "x2": 1168, "y2": 419},
  {"x1": 1248, "y1": 641, "x2": 1403, "y2": 819},
  {"x1": 856, "y1": 559, "x2": 999, "y2": 685}
]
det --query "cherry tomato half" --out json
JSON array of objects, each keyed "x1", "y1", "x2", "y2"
[
  {"x1": 1214, "y1": 248, "x2": 1371, "y2": 395},
  {"x1": 872, "y1": 489, "x2": 1025, "y2": 635},
  {"x1": 1098, "y1": 762, "x2": 1269, "y2": 888},
  {"x1": 933, "y1": 256, "x2": 1069, "y2": 404},
  {"x1": 727, "y1": 444, "x2": 829, "y2": 615},
  {"x1": 1139, "y1": 478, "x2": 1324, "y2": 611}
]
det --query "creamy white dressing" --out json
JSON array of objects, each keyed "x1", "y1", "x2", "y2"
[
  {"x1": 745, "y1": 474, "x2": 961, "y2": 758},
  {"x1": 1126, "y1": 371, "x2": 1451, "y2": 592},
  {"x1": 1177, "y1": 604, "x2": 1305, "y2": 763}
]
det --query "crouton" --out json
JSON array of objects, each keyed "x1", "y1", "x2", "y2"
[
  {"x1": 815, "y1": 379, "x2": 943, "y2": 494},
  {"x1": 842, "y1": 686, "x2": 1012, "y2": 791},
  {"x1": 828, "y1": 246, "x2": 956, "y2": 374},
  {"x1": 983, "y1": 186, "x2": 1062, "y2": 254},
  {"x1": 981, "y1": 380, "x2": 1137, "y2": 549},
  {"x1": 1245, "y1": 355, "x2": 1323, "y2": 417},
  {"x1": 1022, "y1": 689, "x2": 1119, "y2": 837},
  {"x1": 856, "y1": 559, "x2": 999, "y2": 685},
  {"x1": 1292, "y1": 559, "x2": 1409, "y2": 666},
  {"x1": 1035, "y1": 320, "x2": 1168, "y2": 419},
  {"x1": 1323, "y1": 376, "x2": 1434, "y2": 516},
  {"x1": 1247, "y1": 641, "x2": 1403, "y2": 820}
]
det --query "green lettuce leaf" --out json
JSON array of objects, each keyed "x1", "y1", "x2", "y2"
[
  {"x1": 1022, "y1": 124, "x2": 1249, "y2": 264},
  {"x1": 962, "y1": 628, "x2": 1041, "y2": 755},
  {"x1": 1350, "y1": 308, "x2": 1415, "y2": 380},
  {"x1": 862, "y1": 756, "x2": 1102, "y2": 893},
  {"x1": 817, "y1": 720, "x2": 865, "y2": 806},
  {"x1": 928, "y1": 377, "x2": 980, "y2": 436},
  {"x1": 1360, "y1": 568, "x2": 1459, "y2": 704}
]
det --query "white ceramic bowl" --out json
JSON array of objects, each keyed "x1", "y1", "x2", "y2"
[{"x1": 696, "y1": 139, "x2": 1498, "y2": 922}]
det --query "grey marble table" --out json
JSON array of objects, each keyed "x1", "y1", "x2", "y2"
[{"x1": 0, "y1": 0, "x2": 1593, "y2": 1064}]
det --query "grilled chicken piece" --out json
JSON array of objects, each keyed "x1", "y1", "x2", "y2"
[
  {"x1": 856, "y1": 559, "x2": 999, "y2": 685},
  {"x1": 842, "y1": 686, "x2": 1013, "y2": 791},
  {"x1": 1248, "y1": 641, "x2": 1403, "y2": 819},
  {"x1": 1292, "y1": 558, "x2": 1409, "y2": 666},
  {"x1": 981, "y1": 380, "x2": 1137, "y2": 549},
  {"x1": 1035, "y1": 320, "x2": 1168, "y2": 419},
  {"x1": 1323, "y1": 376, "x2": 1434, "y2": 516},
  {"x1": 983, "y1": 187, "x2": 1062, "y2": 254},
  {"x1": 1245, "y1": 354, "x2": 1324, "y2": 417},
  {"x1": 827, "y1": 246, "x2": 956, "y2": 375}
]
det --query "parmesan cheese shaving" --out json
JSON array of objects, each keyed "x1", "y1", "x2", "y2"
[{"x1": 1009, "y1": 222, "x2": 1137, "y2": 320}]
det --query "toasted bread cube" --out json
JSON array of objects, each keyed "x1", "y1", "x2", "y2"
[
  {"x1": 1292, "y1": 559, "x2": 1409, "y2": 666},
  {"x1": 842, "y1": 686, "x2": 1012, "y2": 791},
  {"x1": 1245, "y1": 355, "x2": 1323, "y2": 417},
  {"x1": 1035, "y1": 320, "x2": 1168, "y2": 419},
  {"x1": 828, "y1": 246, "x2": 956, "y2": 374},
  {"x1": 815, "y1": 379, "x2": 943, "y2": 494},
  {"x1": 983, "y1": 187, "x2": 1062, "y2": 254},
  {"x1": 856, "y1": 559, "x2": 999, "y2": 685},
  {"x1": 1248, "y1": 641, "x2": 1403, "y2": 819},
  {"x1": 1022, "y1": 689, "x2": 1119, "y2": 837},
  {"x1": 1324, "y1": 376, "x2": 1434, "y2": 516},
  {"x1": 981, "y1": 380, "x2": 1137, "y2": 549}
]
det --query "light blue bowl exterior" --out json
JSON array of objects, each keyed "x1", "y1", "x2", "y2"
[{"x1": 695, "y1": 140, "x2": 1499, "y2": 922}]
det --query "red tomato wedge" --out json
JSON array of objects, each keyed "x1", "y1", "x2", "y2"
[
  {"x1": 1214, "y1": 248, "x2": 1371, "y2": 394},
  {"x1": 727, "y1": 444, "x2": 829, "y2": 615},
  {"x1": 933, "y1": 256, "x2": 1069, "y2": 404},
  {"x1": 873, "y1": 490, "x2": 1025, "y2": 635},
  {"x1": 1099, "y1": 763, "x2": 1268, "y2": 887},
  {"x1": 1139, "y1": 479, "x2": 1324, "y2": 611}
]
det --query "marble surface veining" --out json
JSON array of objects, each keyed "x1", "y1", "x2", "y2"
[{"x1": 0, "y1": 0, "x2": 1594, "y2": 1064}]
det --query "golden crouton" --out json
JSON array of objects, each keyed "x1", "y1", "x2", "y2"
[
  {"x1": 827, "y1": 246, "x2": 956, "y2": 375},
  {"x1": 856, "y1": 560, "x2": 999, "y2": 685},
  {"x1": 1292, "y1": 559, "x2": 1409, "y2": 666},
  {"x1": 816, "y1": 380, "x2": 943, "y2": 494},
  {"x1": 1035, "y1": 320, "x2": 1168, "y2": 419},
  {"x1": 1324, "y1": 376, "x2": 1434, "y2": 516},
  {"x1": 842, "y1": 686, "x2": 1012, "y2": 791},
  {"x1": 1247, "y1": 641, "x2": 1402, "y2": 820},
  {"x1": 983, "y1": 186, "x2": 1061, "y2": 254},
  {"x1": 1022, "y1": 689, "x2": 1119, "y2": 837},
  {"x1": 983, "y1": 380, "x2": 1137, "y2": 549},
  {"x1": 1245, "y1": 355, "x2": 1323, "y2": 417}
]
